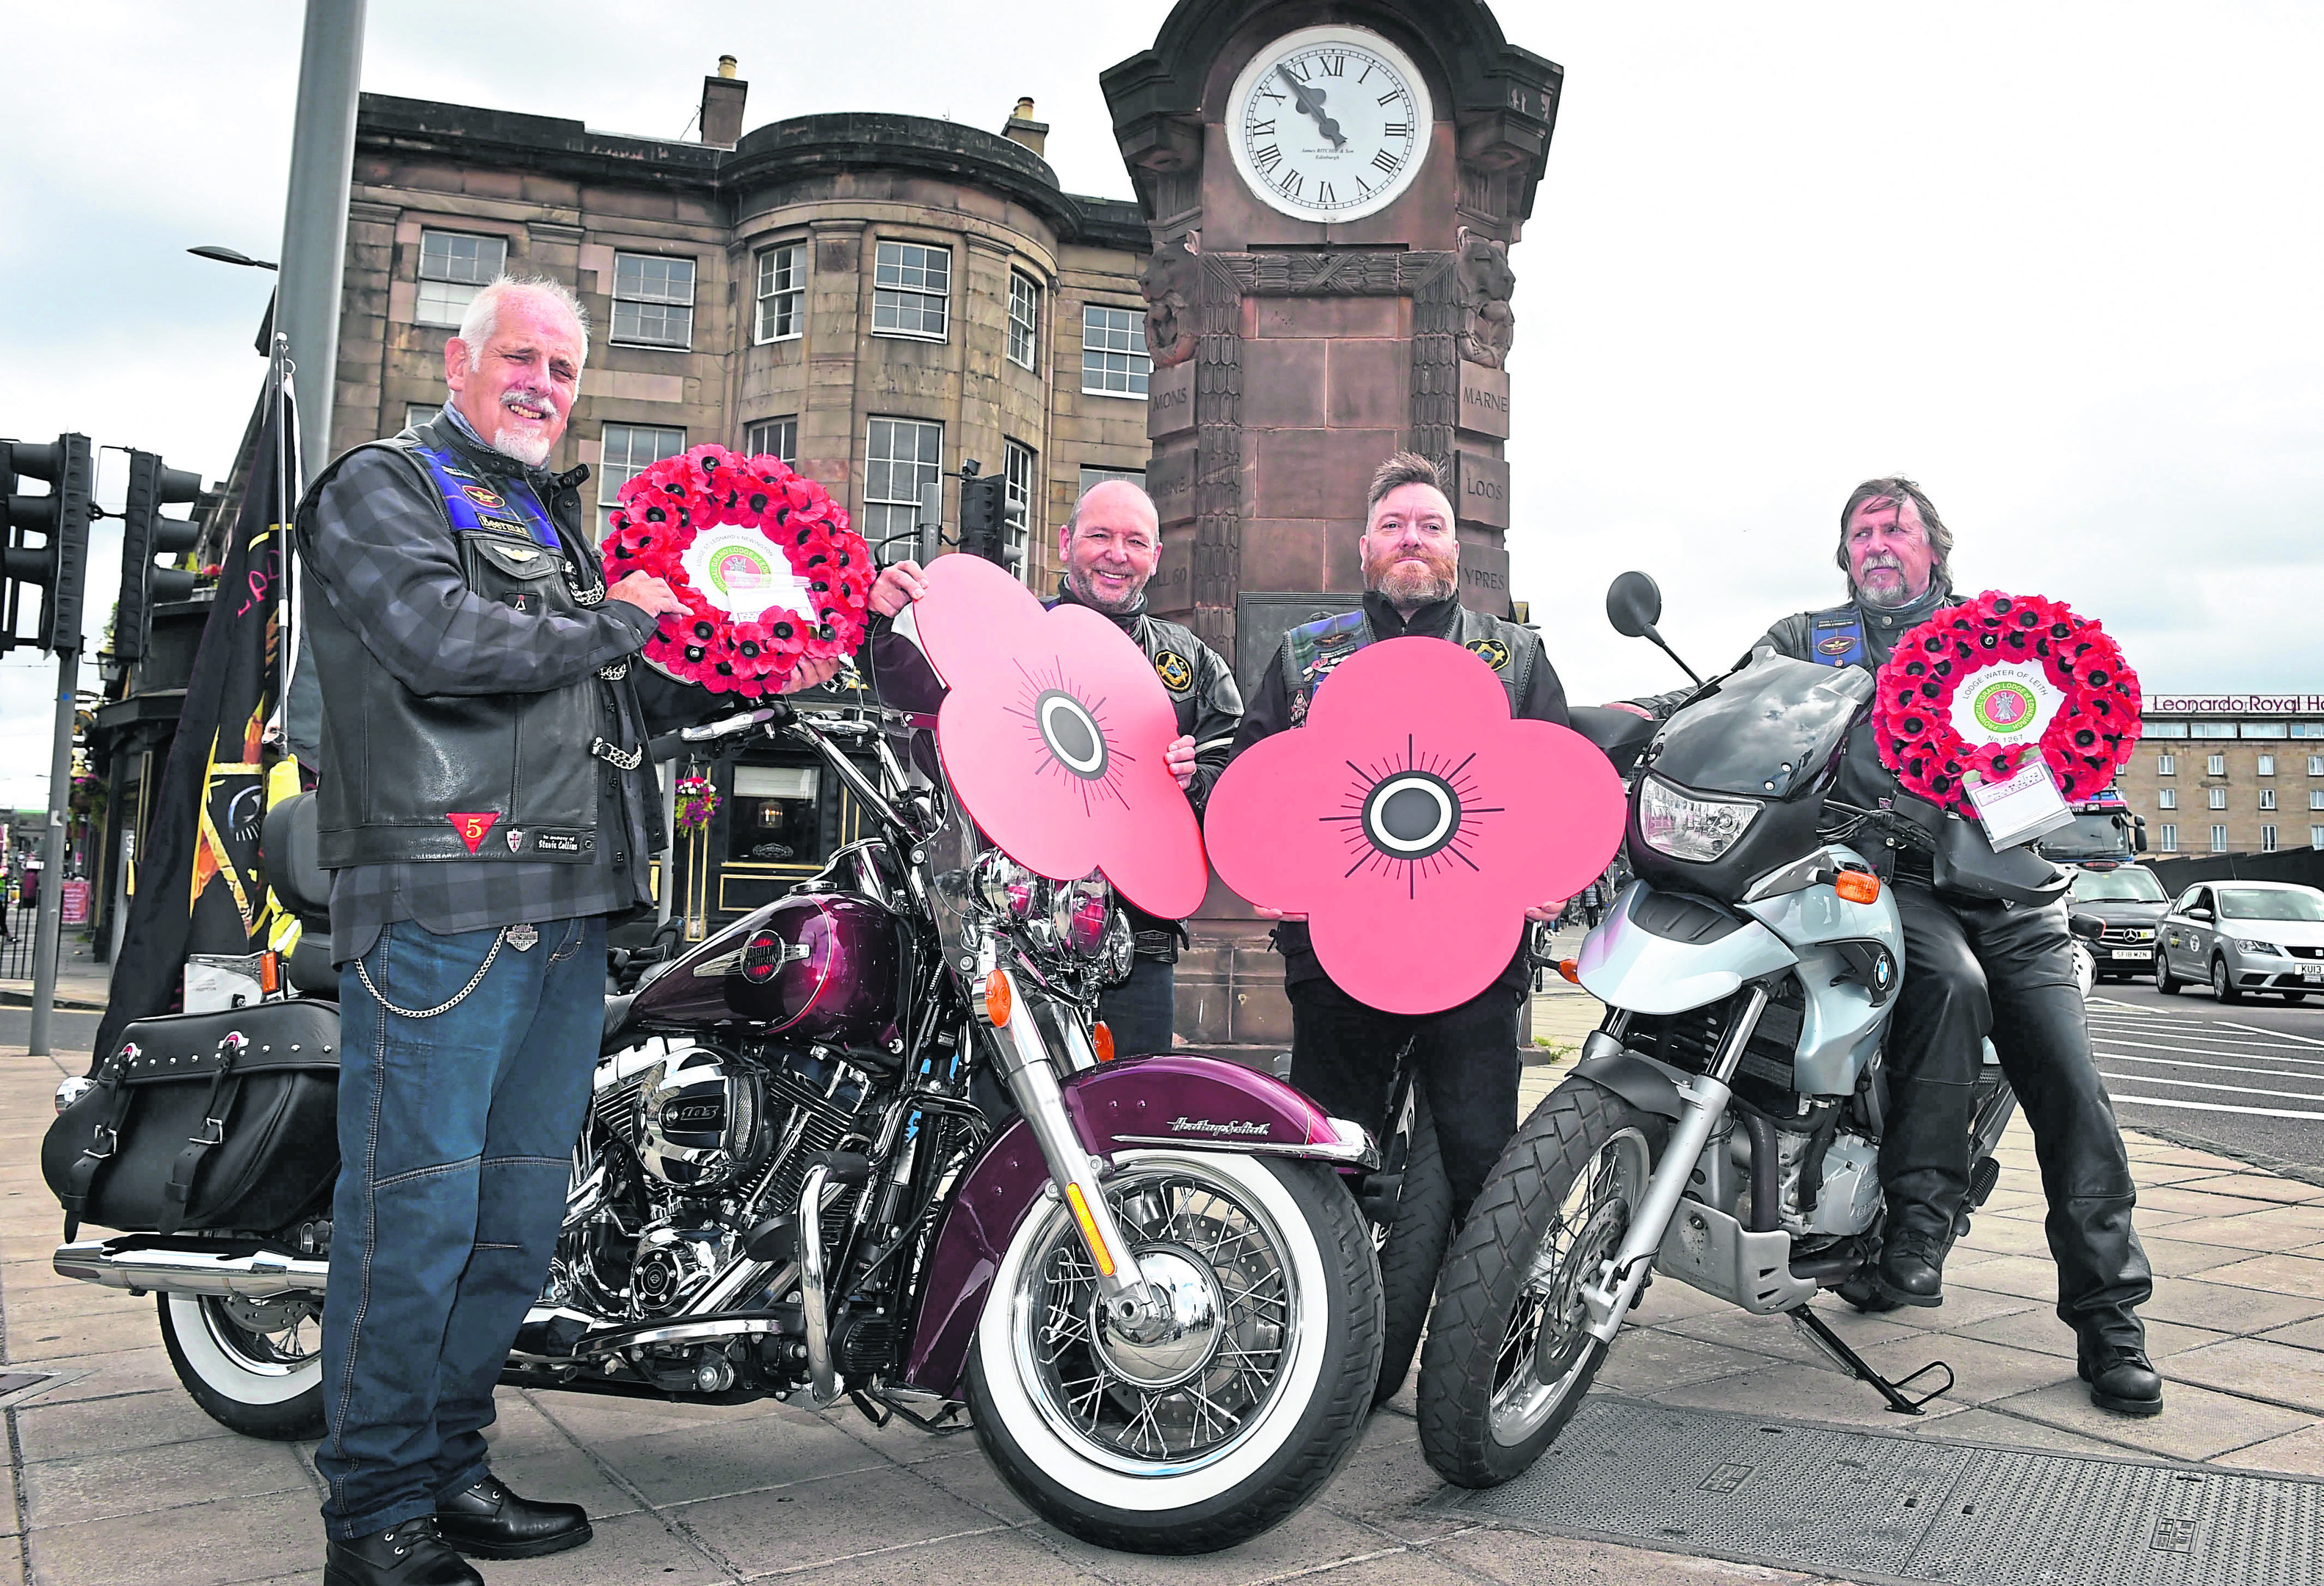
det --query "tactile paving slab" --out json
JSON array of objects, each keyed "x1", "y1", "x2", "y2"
[{"x1": 1442, "y1": 1398, "x2": 2324, "y2": 1586}]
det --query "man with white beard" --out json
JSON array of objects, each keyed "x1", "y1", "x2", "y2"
[
  {"x1": 1226, "y1": 452, "x2": 1572, "y2": 1226},
  {"x1": 295, "y1": 277, "x2": 840, "y2": 1583}
]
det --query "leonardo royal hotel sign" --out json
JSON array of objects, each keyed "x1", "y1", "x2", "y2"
[{"x1": 2147, "y1": 695, "x2": 2324, "y2": 715}]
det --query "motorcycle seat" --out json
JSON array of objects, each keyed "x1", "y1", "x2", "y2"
[{"x1": 260, "y1": 793, "x2": 332, "y2": 922}]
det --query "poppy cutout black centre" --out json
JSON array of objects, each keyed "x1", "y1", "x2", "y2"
[
  {"x1": 1035, "y1": 689, "x2": 1108, "y2": 781},
  {"x1": 1363, "y1": 772, "x2": 1461, "y2": 860}
]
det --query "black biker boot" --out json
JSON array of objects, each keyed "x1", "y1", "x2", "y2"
[
  {"x1": 323, "y1": 1517, "x2": 482, "y2": 1586},
  {"x1": 434, "y1": 1471, "x2": 593, "y2": 1560},
  {"x1": 2080, "y1": 1334, "x2": 2164, "y2": 1416},
  {"x1": 1873, "y1": 1076, "x2": 1977, "y2": 1308}
]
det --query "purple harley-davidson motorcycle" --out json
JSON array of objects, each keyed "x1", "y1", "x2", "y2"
[{"x1": 51, "y1": 698, "x2": 1387, "y2": 1554}]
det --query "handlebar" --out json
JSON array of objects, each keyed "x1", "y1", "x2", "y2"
[{"x1": 649, "y1": 704, "x2": 796, "y2": 763}]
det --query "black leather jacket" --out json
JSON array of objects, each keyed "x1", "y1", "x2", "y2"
[{"x1": 297, "y1": 419, "x2": 661, "y2": 869}]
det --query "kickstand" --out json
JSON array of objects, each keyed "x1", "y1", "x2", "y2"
[{"x1": 1789, "y1": 1304, "x2": 1954, "y2": 1416}]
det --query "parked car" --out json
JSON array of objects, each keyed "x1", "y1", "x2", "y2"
[
  {"x1": 2157, "y1": 880, "x2": 2324, "y2": 1003},
  {"x1": 2066, "y1": 864, "x2": 2170, "y2": 982}
]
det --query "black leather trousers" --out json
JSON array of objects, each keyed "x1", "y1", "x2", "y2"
[{"x1": 1887, "y1": 884, "x2": 2152, "y2": 1347}]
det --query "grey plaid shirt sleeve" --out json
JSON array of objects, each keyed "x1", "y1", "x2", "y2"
[{"x1": 302, "y1": 449, "x2": 658, "y2": 698}]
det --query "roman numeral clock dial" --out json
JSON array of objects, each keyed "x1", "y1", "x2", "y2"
[{"x1": 1227, "y1": 24, "x2": 1432, "y2": 222}]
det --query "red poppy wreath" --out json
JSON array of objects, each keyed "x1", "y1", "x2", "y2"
[
  {"x1": 1204, "y1": 637, "x2": 1628, "y2": 1016},
  {"x1": 601, "y1": 443, "x2": 873, "y2": 695},
  {"x1": 1872, "y1": 590, "x2": 2142, "y2": 817}
]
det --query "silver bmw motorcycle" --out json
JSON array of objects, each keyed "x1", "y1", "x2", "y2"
[{"x1": 1418, "y1": 574, "x2": 2099, "y2": 1488}]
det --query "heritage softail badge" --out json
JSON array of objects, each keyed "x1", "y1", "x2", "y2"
[{"x1": 1169, "y1": 1116, "x2": 1271, "y2": 1137}]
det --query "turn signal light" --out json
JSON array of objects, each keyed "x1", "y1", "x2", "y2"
[
  {"x1": 1836, "y1": 869, "x2": 1882, "y2": 905},
  {"x1": 982, "y1": 970, "x2": 1013, "y2": 1026},
  {"x1": 1557, "y1": 958, "x2": 1581, "y2": 985},
  {"x1": 1064, "y1": 1182, "x2": 1117, "y2": 1276},
  {"x1": 1092, "y1": 1021, "x2": 1116, "y2": 1062}
]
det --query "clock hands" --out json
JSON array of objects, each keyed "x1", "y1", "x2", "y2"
[{"x1": 1275, "y1": 64, "x2": 1347, "y2": 150}]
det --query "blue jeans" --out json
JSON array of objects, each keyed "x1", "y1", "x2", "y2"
[{"x1": 316, "y1": 916, "x2": 603, "y2": 1539}]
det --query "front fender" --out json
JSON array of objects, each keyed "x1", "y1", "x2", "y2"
[
  {"x1": 897, "y1": 1054, "x2": 1375, "y2": 1397},
  {"x1": 1571, "y1": 1038, "x2": 1691, "y2": 1122}
]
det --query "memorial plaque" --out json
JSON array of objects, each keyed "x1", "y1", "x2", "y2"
[
  {"x1": 1147, "y1": 445, "x2": 1198, "y2": 524},
  {"x1": 1149, "y1": 359, "x2": 1197, "y2": 438},
  {"x1": 1454, "y1": 449, "x2": 1511, "y2": 530},
  {"x1": 1456, "y1": 534, "x2": 1512, "y2": 615},
  {"x1": 1458, "y1": 360, "x2": 1511, "y2": 438}
]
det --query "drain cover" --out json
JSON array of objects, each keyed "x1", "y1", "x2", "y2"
[{"x1": 1443, "y1": 1399, "x2": 2324, "y2": 1586}]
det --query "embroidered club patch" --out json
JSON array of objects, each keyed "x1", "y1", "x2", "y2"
[
  {"x1": 449, "y1": 812, "x2": 500, "y2": 853},
  {"x1": 535, "y1": 833, "x2": 581, "y2": 854},
  {"x1": 1466, "y1": 637, "x2": 1511, "y2": 671},
  {"x1": 506, "y1": 828, "x2": 526, "y2": 853},
  {"x1": 1155, "y1": 650, "x2": 1194, "y2": 692},
  {"x1": 463, "y1": 485, "x2": 506, "y2": 510},
  {"x1": 1818, "y1": 634, "x2": 1856, "y2": 656}
]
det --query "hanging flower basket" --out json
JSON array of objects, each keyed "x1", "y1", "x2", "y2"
[
  {"x1": 602, "y1": 444, "x2": 872, "y2": 695},
  {"x1": 674, "y1": 775, "x2": 720, "y2": 833},
  {"x1": 1872, "y1": 590, "x2": 2142, "y2": 816}
]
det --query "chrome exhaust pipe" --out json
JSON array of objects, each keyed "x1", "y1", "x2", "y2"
[{"x1": 53, "y1": 1239, "x2": 328, "y2": 1300}]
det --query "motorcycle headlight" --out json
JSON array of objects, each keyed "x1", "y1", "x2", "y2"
[
  {"x1": 1050, "y1": 872, "x2": 1113, "y2": 956},
  {"x1": 2233, "y1": 938, "x2": 2283, "y2": 955},
  {"x1": 973, "y1": 851, "x2": 1045, "y2": 921},
  {"x1": 1098, "y1": 908, "x2": 1136, "y2": 987},
  {"x1": 1638, "y1": 776, "x2": 1761, "y2": 863}
]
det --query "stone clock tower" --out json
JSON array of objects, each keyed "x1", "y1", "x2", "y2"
[
  {"x1": 1103, "y1": 0, "x2": 1561, "y2": 1050},
  {"x1": 1103, "y1": 0, "x2": 1559, "y2": 665}
]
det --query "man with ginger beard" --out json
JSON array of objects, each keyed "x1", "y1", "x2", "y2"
[
  {"x1": 1226, "y1": 452, "x2": 1571, "y2": 1223},
  {"x1": 1608, "y1": 477, "x2": 2160, "y2": 1417},
  {"x1": 296, "y1": 275, "x2": 839, "y2": 1583}
]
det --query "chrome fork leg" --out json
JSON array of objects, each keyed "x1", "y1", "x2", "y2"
[{"x1": 1576, "y1": 983, "x2": 1768, "y2": 1343}]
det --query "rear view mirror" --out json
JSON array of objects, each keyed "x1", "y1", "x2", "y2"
[
  {"x1": 2187, "y1": 908, "x2": 2213, "y2": 922},
  {"x1": 2068, "y1": 912, "x2": 2106, "y2": 943},
  {"x1": 1606, "y1": 572, "x2": 1663, "y2": 639}
]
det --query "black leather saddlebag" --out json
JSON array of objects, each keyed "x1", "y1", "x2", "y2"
[{"x1": 42, "y1": 1000, "x2": 341, "y2": 1239}]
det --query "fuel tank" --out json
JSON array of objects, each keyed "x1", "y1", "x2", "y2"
[{"x1": 626, "y1": 893, "x2": 904, "y2": 1045}]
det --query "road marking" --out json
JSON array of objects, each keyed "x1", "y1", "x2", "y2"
[
  {"x1": 2098, "y1": 1051, "x2": 2324, "y2": 1085},
  {"x1": 2216, "y1": 1019, "x2": 2324, "y2": 1050},
  {"x1": 2100, "y1": 1070, "x2": 2324, "y2": 1104},
  {"x1": 2108, "y1": 1093, "x2": 2324, "y2": 1121},
  {"x1": 2089, "y1": 1035, "x2": 2324, "y2": 1070}
]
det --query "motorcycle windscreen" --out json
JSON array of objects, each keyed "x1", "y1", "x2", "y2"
[{"x1": 1654, "y1": 653, "x2": 1873, "y2": 801}]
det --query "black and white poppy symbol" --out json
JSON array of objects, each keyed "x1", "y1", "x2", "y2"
[
  {"x1": 1006, "y1": 657, "x2": 1136, "y2": 814},
  {"x1": 1321, "y1": 734, "x2": 1503, "y2": 899},
  {"x1": 227, "y1": 785, "x2": 266, "y2": 846}
]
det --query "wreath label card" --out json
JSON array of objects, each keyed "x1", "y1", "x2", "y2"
[{"x1": 1963, "y1": 757, "x2": 2075, "y2": 849}]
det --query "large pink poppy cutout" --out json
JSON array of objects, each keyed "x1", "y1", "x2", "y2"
[
  {"x1": 1206, "y1": 637, "x2": 1627, "y2": 1015},
  {"x1": 911, "y1": 554, "x2": 1208, "y2": 920}
]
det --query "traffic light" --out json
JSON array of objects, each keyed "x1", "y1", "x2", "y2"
[
  {"x1": 1, "y1": 433, "x2": 95, "y2": 654},
  {"x1": 958, "y1": 471, "x2": 1009, "y2": 567},
  {"x1": 117, "y1": 450, "x2": 207, "y2": 663}
]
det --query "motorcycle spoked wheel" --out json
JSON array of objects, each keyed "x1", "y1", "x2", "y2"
[
  {"x1": 1418, "y1": 1080, "x2": 1665, "y2": 1488},
  {"x1": 1370, "y1": 1083, "x2": 1453, "y2": 1408},
  {"x1": 157, "y1": 1291, "x2": 327, "y2": 1440},
  {"x1": 965, "y1": 1151, "x2": 1382, "y2": 1554}
]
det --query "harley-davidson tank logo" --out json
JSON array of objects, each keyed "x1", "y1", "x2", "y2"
[
  {"x1": 1818, "y1": 634, "x2": 1856, "y2": 656},
  {"x1": 1154, "y1": 650, "x2": 1194, "y2": 692},
  {"x1": 1169, "y1": 1116, "x2": 1270, "y2": 1138}
]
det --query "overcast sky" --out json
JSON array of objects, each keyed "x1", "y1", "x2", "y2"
[{"x1": 2, "y1": 1, "x2": 2318, "y2": 809}]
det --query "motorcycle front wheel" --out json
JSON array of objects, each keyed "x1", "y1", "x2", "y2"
[
  {"x1": 1370, "y1": 1083, "x2": 1453, "y2": 1408},
  {"x1": 965, "y1": 1151, "x2": 1382, "y2": 1554},
  {"x1": 157, "y1": 1291, "x2": 327, "y2": 1440},
  {"x1": 1418, "y1": 1079, "x2": 1663, "y2": 1488}
]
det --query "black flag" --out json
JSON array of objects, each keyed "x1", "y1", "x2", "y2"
[{"x1": 91, "y1": 369, "x2": 293, "y2": 1068}]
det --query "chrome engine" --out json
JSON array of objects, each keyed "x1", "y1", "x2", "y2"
[{"x1": 557, "y1": 1040, "x2": 874, "y2": 1322}]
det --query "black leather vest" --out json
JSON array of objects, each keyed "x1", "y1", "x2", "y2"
[{"x1": 297, "y1": 427, "x2": 650, "y2": 869}]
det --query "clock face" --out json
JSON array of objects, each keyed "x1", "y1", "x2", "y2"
[{"x1": 1226, "y1": 24, "x2": 1432, "y2": 223}]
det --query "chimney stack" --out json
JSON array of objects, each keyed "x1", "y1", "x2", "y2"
[
  {"x1": 699, "y1": 57, "x2": 747, "y2": 147},
  {"x1": 1001, "y1": 96, "x2": 1047, "y2": 158}
]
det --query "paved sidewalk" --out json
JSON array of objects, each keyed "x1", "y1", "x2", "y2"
[
  {"x1": 0, "y1": 933, "x2": 112, "y2": 1013},
  {"x1": 4, "y1": 1033, "x2": 2322, "y2": 1585}
]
